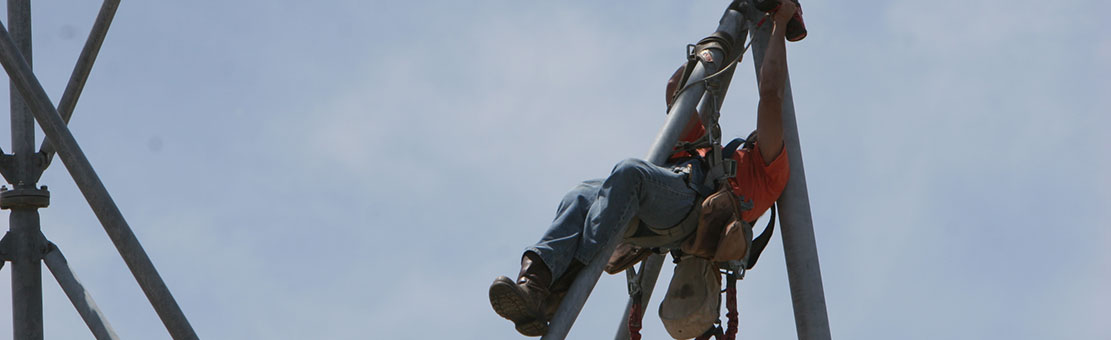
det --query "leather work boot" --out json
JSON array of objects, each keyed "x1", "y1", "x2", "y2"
[
  {"x1": 752, "y1": 0, "x2": 807, "y2": 42},
  {"x1": 785, "y1": 0, "x2": 807, "y2": 42},
  {"x1": 543, "y1": 260, "x2": 583, "y2": 320},
  {"x1": 489, "y1": 252, "x2": 553, "y2": 337}
]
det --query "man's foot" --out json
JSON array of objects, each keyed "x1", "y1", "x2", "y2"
[{"x1": 488, "y1": 252, "x2": 553, "y2": 337}]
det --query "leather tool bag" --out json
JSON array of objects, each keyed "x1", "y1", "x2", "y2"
[{"x1": 680, "y1": 181, "x2": 750, "y2": 262}]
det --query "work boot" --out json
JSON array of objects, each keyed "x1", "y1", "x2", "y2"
[
  {"x1": 489, "y1": 252, "x2": 553, "y2": 337},
  {"x1": 543, "y1": 260, "x2": 583, "y2": 320},
  {"x1": 752, "y1": 0, "x2": 807, "y2": 42},
  {"x1": 785, "y1": 1, "x2": 807, "y2": 42}
]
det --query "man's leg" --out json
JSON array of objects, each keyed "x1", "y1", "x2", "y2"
[
  {"x1": 489, "y1": 159, "x2": 697, "y2": 337},
  {"x1": 575, "y1": 158, "x2": 697, "y2": 266},
  {"x1": 490, "y1": 179, "x2": 602, "y2": 337},
  {"x1": 526, "y1": 179, "x2": 602, "y2": 279}
]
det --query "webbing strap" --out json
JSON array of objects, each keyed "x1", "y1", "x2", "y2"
[{"x1": 745, "y1": 204, "x2": 776, "y2": 270}]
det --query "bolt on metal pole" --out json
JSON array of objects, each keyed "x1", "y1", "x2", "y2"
[
  {"x1": 0, "y1": 17, "x2": 200, "y2": 340},
  {"x1": 5, "y1": 1, "x2": 45, "y2": 339},
  {"x1": 745, "y1": 9, "x2": 831, "y2": 340},
  {"x1": 543, "y1": 7, "x2": 748, "y2": 339}
]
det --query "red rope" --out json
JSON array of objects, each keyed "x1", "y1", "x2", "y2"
[
  {"x1": 724, "y1": 277, "x2": 739, "y2": 340},
  {"x1": 754, "y1": 4, "x2": 779, "y2": 29},
  {"x1": 628, "y1": 301, "x2": 643, "y2": 340}
]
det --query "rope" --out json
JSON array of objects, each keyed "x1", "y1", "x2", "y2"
[
  {"x1": 724, "y1": 275, "x2": 739, "y2": 340},
  {"x1": 628, "y1": 294, "x2": 644, "y2": 340}
]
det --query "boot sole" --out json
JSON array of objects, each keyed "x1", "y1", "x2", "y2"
[{"x1": 489, "y1": 276, "x2": 549, "y2": 337}]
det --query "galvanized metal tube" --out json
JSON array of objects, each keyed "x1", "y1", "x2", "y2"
[
  {"x1": 8, "y1": 210, "x2": 43, "y2": 340},
  {"x1": 544, "y1": 8, "x2": 747, "y2": 340},
  {"x1": 7, "y1": 0, "x2": 31, "y2": 159},
  {"x1": 5, "y1": 1, "x2": 43, "y2": 339},
  {"x1": 44, "y1": 246, "x2": 120, "y2": 340},
  {"x1": 746, "y1": 9, "x2": 831, "y2": 340},
  {"x1": 34, "y1": 0, "x2": 120, "y2": 179},
  {"x1": 0, "y1": 19, "x2": 199, "y2": 340}
]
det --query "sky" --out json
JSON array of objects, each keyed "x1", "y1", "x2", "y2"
[{"x1": 0, "y1": 0, "x2": 1107, "y2": 339}]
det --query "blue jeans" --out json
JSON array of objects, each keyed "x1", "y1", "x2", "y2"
[{"x1": 526, "y1": 158, "x2": 698, "y2": 279}]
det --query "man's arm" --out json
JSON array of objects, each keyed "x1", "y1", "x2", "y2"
[{"x1": 755, "y1": 0, "x2": 796, "y2": 164}]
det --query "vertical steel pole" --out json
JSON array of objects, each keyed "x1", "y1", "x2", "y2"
[
  {"x1": 0, "y1": 18, "x2": 200, "y2": 340},
  {"x1": 746, "y1": 9, "x2": 831, "y2": 340},
  {"x1": 543, "y1": 7, "x2": 747, "y2": 340},
  {"x1": 5, "y1": 1, "x2": 44, "y2": 339}
]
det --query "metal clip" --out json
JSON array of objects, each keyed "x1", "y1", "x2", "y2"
[
  {"x1": 724, "y1": 158, "x2": 737, "y2": 178},
  {"x1": 625, "y1": 266, "x2": 641, "y2": 296}
]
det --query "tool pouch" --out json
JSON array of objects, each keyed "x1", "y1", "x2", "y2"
[
  {"x1": 680, "y1": 181, "x2": 748, "y2": 261},
  {"x1": 659, "y1": 256, "x2": 721, "y2": 339}
]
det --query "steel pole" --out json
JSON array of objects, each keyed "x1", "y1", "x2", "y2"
[
  {"x1": 43, "y1": 245, "x2": 120, "y2": 340},
  {"x1": 746, "y1": 10, "x2": 831, "y2": 340},
  {"x1": 543, "y1": 8, "x2": 747, "y2": 340},
  {"x1": 5, "y1": 1, "x2": 43, "y2": 339},
  {"x1": 34, "y1": 0, "x2": 120, "y2": 179},
  {"x1": 0, "y1": 19, "x2": 199, "y2": 340}
]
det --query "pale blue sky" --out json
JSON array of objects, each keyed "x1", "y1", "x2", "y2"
[{"x1": 0, "y1": 0, "x2": 1107, "y2": 339}]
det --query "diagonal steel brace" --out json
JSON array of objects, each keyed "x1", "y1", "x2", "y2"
[{"x1": 32, "y1": 0, "x2": 120, "y2": 183}]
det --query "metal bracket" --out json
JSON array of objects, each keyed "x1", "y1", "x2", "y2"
[
  {"x1": 723, "y1": 158, "x2": 737, "y2": 178},
  {"x1": 0, "y1": 153, "x2": 15, "y2": 184},
  {"x1": 0, "y1": 185, "x2": 50, "y2": 209},
  {"x1": 0, "y1": 230, "x2": 48, "y2": 266},
  {"x1": 625, "y1": 266, "x2": 641, "y2": 296},
  {"x1": 0, "y1": 231, "x2": 11, "y2": 264},
  {"x1": 720, "y1": 261, "x2": 746, "y2": 280}
]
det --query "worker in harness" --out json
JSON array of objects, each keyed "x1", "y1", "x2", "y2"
[{"x1": 489, "y1": 0, "x2": 802, "y2": 336}]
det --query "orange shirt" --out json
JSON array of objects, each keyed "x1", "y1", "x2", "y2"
[{"x1": 729, "y1": 144, "x2": 789, "y2": 223}]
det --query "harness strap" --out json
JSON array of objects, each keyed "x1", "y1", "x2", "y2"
[{"x1": 745, "y1": 204, "x2": 776, "y2": 270}]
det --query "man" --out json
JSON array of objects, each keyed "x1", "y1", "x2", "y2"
[{"x1": 489, "y1": 0, "x2": 801, "y2": 336}]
